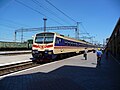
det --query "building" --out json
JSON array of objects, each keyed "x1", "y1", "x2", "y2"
[{"x1": 107, "y1": 18, "x2": 120, "y2": 59}]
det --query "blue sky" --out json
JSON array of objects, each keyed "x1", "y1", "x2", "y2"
[{"x1": 0, "y1": 0, "x2": 120, "y2": 44}]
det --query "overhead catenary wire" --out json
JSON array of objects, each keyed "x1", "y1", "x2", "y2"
[
  {"x1": 31, "y1": 0, "x2": 71, "y2": 25},
  {"x1": 15, "y1": 0, "x2": 63, "y2": 25},
  {"x1": 80, "y1": 23, "x2": 90, "y2": 37},
  {"x1": 0, "y1": 18, "x2": 30, "y2": 27},
  {"x1": 45, "y1": 0, "x2": 77, "y2": 23},
  {"x1": 45, "y1": 0, "x2": 92, "y2": 40},
  {"x1": 79, "y1": 23, "x2": 95, "y2": 43},
  {"x1": 0, "y1": 23, "x2": 18, "y2": 29},
  {"x1": 14, "y1": 0, "x2": 81, "y2": 41}
]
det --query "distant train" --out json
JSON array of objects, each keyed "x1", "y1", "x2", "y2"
[
  {"x1": 0, "y1": 39, "x2": 33, "y2": 51},
  {"x1": 32, "y1": 32, "x2": 95, "y2": 62}
]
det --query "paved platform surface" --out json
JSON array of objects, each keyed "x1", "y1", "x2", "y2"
[
  {"x1": 0, "y1": 54, "x2": 32, "y2": 66},
  {"x1": 0, "y1": 52, "x2": 120, "y2": 90},
  {"x1": 0, "y1": 50, "x2": 31, "y2": 55}
]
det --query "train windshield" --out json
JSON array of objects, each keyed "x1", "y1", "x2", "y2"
[{"x1": 35, "y1": 33, "x2": 54, "y2": 44}]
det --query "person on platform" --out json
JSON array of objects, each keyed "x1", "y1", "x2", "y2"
[
  {"x1": 96, "y1": 48, "x2": 103, "y2": 65},
  {"x1": 84, "y1": 48, "x2": 88, "y2": 60}
]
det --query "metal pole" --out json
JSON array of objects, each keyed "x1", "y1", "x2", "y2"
[
  {"x1": 75, "y1": 28, "x2": 77, "y2": 39},
  {"x1": 21, "y1": 28, "x2": 23, "y2": 43},
  {"x1": 77, "y1": 22, "x2": 79, "y2": 40},
  {"x1": 15, "y1": 31, "x2": 16, "y2": 42},
  {"x1": 43, "y1": 17, "x2": 47, "y2": 32},
  {"x1": 76, "y1": 22, "x2": 81, "y2": 40}
]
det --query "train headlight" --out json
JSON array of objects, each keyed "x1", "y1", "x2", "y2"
[
  {"x1": 48, "y1": 52, "x2": 52, "y2": 54},
  {"x1": 45, "y1": 50, "x2": 53, "y2": 54},
  {"x1": 45, "y1": 51, "x2": 48, "y2": 54}
]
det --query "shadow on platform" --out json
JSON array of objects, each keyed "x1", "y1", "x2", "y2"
[{"x1": 0, "y1": 54, "x2": 120, "y2": 90}]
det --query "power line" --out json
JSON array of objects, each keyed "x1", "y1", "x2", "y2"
[
  {"x1": 15, "y1": 0, "x2": 63, "y2": 25},
  {"x1": 0, "y1": 23, "x2": 18, "y2": 29},
  {"x1": 0, "y1": 18, "x2": 30, "y2": 27},
  {"x1": 32, "y1": 0, "x2": 70, "y2": 25},
  {"x1": 15, "y1": 0, "x2": 44, "y2": 16},
  {"x1": 79, "y1": 23, "x2": 96, "y2": 43},
  {"x1": 15, "y1": 26, "x2": 77, "y2": 42},
  {"x1": 80, "y1": 23, "x2": 90, "y2": 37},
  {"x1": 45, "y1": 0, "x2": 77, "y2": 23}
]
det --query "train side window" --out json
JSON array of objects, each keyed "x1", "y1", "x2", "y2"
[
  {"x1": 70, "y1": 42, "x2": 72, "y2": 46},
  {"x1": 55, "y1": 37, "x2": 62, "y2": 44},
  {"x1": 68, "y1": 42, "x2": 70, "y2": 46},
  {"x1": 72, "y1": 42, "x2": 73, "y2": 46},
  {"x1": 73, "y1": 43, "x2": 75, "y2": 46},
  {"x1": 76, "y1": 43, "x2": 77, "y2": 46},
  {"x1": 64, "y1": 40, "x2": 68, "y2": 46}
]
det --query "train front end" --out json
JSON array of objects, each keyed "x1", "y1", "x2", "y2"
[{"x1": 32, "y1": 32, "x2": 55, "y2": 62}]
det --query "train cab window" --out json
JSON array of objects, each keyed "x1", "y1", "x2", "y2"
[
  {"x1": 44, "y1": 37, "x2": 54, "y2": 43},
  {"x1": 35, "y1": 33, "x2": 54, "y2": 44},
  {"x1": 35, "y1": 36, "x2": 44, "y2": 43}
]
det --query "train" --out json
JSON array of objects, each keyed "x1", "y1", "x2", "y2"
[
  {"x1": 32, "y1": 32, "x2": 95, "y2": 62},
  {"x1": 0, "y1": 39, "x2": 33, "y2": 51}
]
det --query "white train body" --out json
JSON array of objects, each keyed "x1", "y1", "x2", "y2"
[{"x1": 32, "y1": 32, "x2": 94, "y2": 60}]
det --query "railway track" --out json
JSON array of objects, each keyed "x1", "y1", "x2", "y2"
[
  {"x1": 0, "y1": 61, "x2": 39, "y2": 76},
  {"x1": 0, "y1": 52, "x2": 86, "y2": 76}
]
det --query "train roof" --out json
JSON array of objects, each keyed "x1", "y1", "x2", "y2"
[{"x1": 36, "y1": 32, "x2": 93, "y2": 45}]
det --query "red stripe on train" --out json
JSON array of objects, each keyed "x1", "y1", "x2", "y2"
[
  {"x1": 32, "y1": 44, "x2": 53, "y2": 48},
  {"x1": 45, "y1": 45, "x2": 53, "y2": 48},
  {"x1": 32, "y1": 44, "x2": 39, "y2": 48}
]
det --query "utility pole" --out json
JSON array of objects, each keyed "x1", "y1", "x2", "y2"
[
  {"x1": 43, "y1": 17, "x2": 47, "y2": 32},
  {"x1": 21, "y1": 28, "x2": 23, "y2": 43},
  {"x1": 76, "y1": 22, "x2": 80, "y2": 40},
  {"x1": 14, "y1": 31, "x2": 16, "y2": 42}
]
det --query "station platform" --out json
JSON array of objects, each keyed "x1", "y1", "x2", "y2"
[
  {"x1": 0, "y1": 50, "x2": 31, "y2": 55},
  {"x1": 0, "y1": 52, "x2": 120, "y2": 90},
  {"x1": 0, "y1": 54, "x2": 32, "y2": 66}
]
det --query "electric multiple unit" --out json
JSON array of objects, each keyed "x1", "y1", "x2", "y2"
[{"x1": 32, "y1": 32, "x2": 94, "y2": 62}]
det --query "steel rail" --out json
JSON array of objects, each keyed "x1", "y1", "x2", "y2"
[{"x1": 0, "y1": 61, "x2": 39, "y2": 76}]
